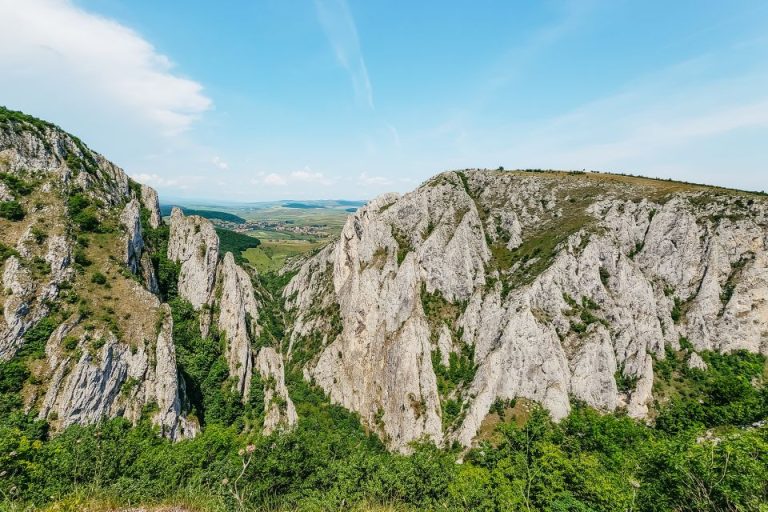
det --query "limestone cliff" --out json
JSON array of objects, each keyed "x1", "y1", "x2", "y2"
[
  {"x1": 285, "y1": 169, "x2": 768, "y2": 451},
  {"x1": 0, "y1": 108, "x2": 196, "y2": 438},
  {"x1": 167, "y1": 208, "x2": 297, "y2": 422},
  {"x1": 1, "y1": 107, "x2": 297, "y2": 439}
]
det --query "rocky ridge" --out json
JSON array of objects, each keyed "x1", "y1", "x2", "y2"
[
  {"x1": 285, "y1": 169, "x2": 768, "y2": 451},
  {"x1": 0, "y1": 108, "x2": 295, "y2": 439}
]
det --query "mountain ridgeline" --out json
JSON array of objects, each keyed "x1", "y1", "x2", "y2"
[
  {"x1": 0, "y1": 107, "x2": 295, "y2": 441},
  {"x1": 1, "y1": 107, "x2": 767, "y2": 510},
  {"x1": 285, "y1": 169, "x2": 768, "y2": 450}
]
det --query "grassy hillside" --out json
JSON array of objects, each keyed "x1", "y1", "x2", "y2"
[{"x1": 160, "y1": 205, "x2": 247, "y2": 224}]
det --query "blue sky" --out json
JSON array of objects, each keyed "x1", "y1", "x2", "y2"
[{"x1": 1, "y1": 0, "x2": 767, "y2": 201}]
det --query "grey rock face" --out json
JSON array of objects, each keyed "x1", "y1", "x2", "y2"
[
  {"x1": 0, "y1": 182, "x2": 12, "y2": 201},
  {"x1": 140, "y1": 184, "x2": 162, "y2": 229},
  {"x1": 152, "y1": 304, "x2": 197, "y2": 439},
  {"x1": 120, "y1": 199, "x2": 144, "y2": 274},
  {"x1": 688, "y1": 352, "x2": 708, "y2": 371},
  {"x1": 167, "y1": 208, "x2": 220, "y2": 310},
  {"x1": 255, "y1": 347, "x2": 298, "y2": 434},
  {"x1": 217, "y1": 252, "x2": 258, "y2": 398},
  {"x1": 119, "y1": 198, "x2": 158, "y2": 293},
  {"x1": 38, "y1": 299, "x2": 195, "y2": 440},
  {"x1": 1, "y1": 114, "x2": 201, "y2": 440},
  {"x1": 286, "y1": 170, "x2": 768, "y2": 450},
  {"x1": 1, "y1": 256, "x2": 38, "y2": 359}
]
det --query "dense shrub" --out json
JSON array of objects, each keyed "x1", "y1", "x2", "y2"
[
  {"x1": 67, "y1": 192, "x2": 101, "y2": 232},
  {"x1": 0, "y1": 358, "x2": 766, "y2": 511},
  {"x1": 0, "y1": 199, "x2": 25, "y2": 220}
]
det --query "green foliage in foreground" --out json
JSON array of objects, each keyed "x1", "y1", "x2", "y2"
[{"x1": 1, "y1": 350, "x2": 766, "y2": 511}]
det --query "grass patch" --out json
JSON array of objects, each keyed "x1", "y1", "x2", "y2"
[{"x1": 243, "y1": 239, "x2": 323, "y2": 273}]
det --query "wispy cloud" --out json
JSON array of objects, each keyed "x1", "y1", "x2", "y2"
[
  {"x1": 487, "y1": 51, "x2": 768, "y2": 190},
  {"x1": 314, "y1": 0, "x2": 373, "y2": 108},
  {"x1": 254, "y1": 167, "x2": 335, "y2": 187},
  {"x1": 131, "y1": 173, "x2": 210, "y2": 192},
  {"x1": 0, "y1": 0, "x2": 211, "y2": 135},
  {"x1": 211, "y1": 156, "x2": 229, "y2": 170}
]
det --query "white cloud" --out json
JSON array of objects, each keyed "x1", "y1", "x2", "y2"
[
  {"x1": 0, "y1": 0, "x2": 211, "y2": 135},
  {"x1": 212, "y1": 156, "x2": 229, "y2": 170},
  {"x1": 131, "y1": 173, "x2": 180, "y2": 188},
  {"x1": 289, "y1": 169, "x2": 330, "y2": 183},
  {"x1": 132, "y1": 172, "x2": 207, "y2": 192},
  {"x1": 262, "y1": 173, "x2": 288, "y2": 186},
  {"x1": 495, "y1": 56, "x2": 768, "y2": 178},
  {"x1": 314, "y1": 0, "x2": 373, "y2": 108},
  {"x1": 256, "y1": 167, "x2": 334, "y2": 187}
]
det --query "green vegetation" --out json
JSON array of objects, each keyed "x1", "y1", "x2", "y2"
[
  {"x1": 671, "y1": 296, "x2": 683, "y2": 323},
  {"x1": 140, "y1": 206, "x2": 180, "y2": 302},
  {"x1": 215, "y1": 227, "x2": 261, "y2": 265},
  {"x1": 0, "y1": 172, "x2": 35, "y2": 196},
  {"x1": 67, "y1": 191, "x2": 102, "y2": 232},
  {"x1": 170, "y1": 297, "x2": 250, "y2": 427},
  {"x1": 90, "y1": 271, "x2": 107, "y2": 285},
  {"x1": 1, "y1": 364, "x2": 765, "y2": 511},
  {"x1": 243, "y1": 239, "x2": 323, "y2": 273},
  {"x1": 0, "y1": 199, "x2": 25, "y2": 220},
  {"x1": 0, "y1": 242, "x2": 20, "y2": 264},
  {"x1": 392, "y1": 227, "x2": 412, "y2": 265},
  {"x1": 253, "y1": 271, "x2": 294, "y2": 350},
  {"x1": 0, "y1": 105, "x2": 58, "y2": 139},
  {"x1": 161, "y1": 205, "x2": 247, "y2": 224},
  {"x1": 653, "y1": 347, "x2": 767, "y2": 435},
  {"x1": 561, "y1": 293, "x2": 607, "y2": 335}
]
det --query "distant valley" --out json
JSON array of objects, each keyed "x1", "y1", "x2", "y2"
[{"x1": 159, "y1": 200, "x2": 365, "y2": 273}]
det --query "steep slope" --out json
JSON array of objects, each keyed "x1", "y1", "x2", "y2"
[
  {"x1": 285, "y1": 169, "x2": 768, "y2": 450},
  {"x1": 167, "y1": 208, "x2": 297, "y2": 432},
  {"x1": 0, "y1": 108, "x2": 295, "y2": 439},
  {"x1": 0, "y1": 107, "x2": 194, "y2": 437}
]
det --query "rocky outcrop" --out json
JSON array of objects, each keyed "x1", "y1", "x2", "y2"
[
  {"x1": 217, "y1": 252, "x2": 259, "y2": 397},
  {"x1": 37, "y1": 299, "x2": 195, "y2": 440},
  {"x1": 1, "y1": 256, "x2": 38, "y2": 359},
  {"x1": 167, "y1": 208, "x2": 219, "y2": 310},
  {"x1": 1, "y1": 109, "x2": 200, "y2": 440},
  {"x1": 167, "y1": 209, "x2": 296, "y2": 410},
  {"x1": 119, "y1": 198, "x2": 158, "y2": 293},
  {"x1": 286, "y1": 170, "x2": 768, "y2": 451},
  {"x1": 140, "y1": 184, "x2": 162, "y2": 229},
  {"x1": 120, "y1": 199, "x2": 144, "y2": 274},
  {"x1": 255, "y1": 347, "x2": 298, "y2": 434},
  {"x1": 152, "y1": 304, "x2": 198, "y2": 439}
]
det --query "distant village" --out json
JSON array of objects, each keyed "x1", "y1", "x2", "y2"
[{"x1": 214, "y1": 219, "x2": 331, "y2": 238}]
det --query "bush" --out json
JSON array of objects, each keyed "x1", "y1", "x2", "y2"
[
  {"x1": 0, "y1": 242, "x2": 19, "y2": 263},
  {"x1": 0, "y1": 200, "x2": 25, "y2": 220},
  {"x1": 0, "y1": 172, "x2": 34, "y2": 196},
  {"x1": 91, "y1": 272, "x2": 107, "y2": 285},
  {"x1": 67, "y1": 192, "x2": 101, "y2": 232}
]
